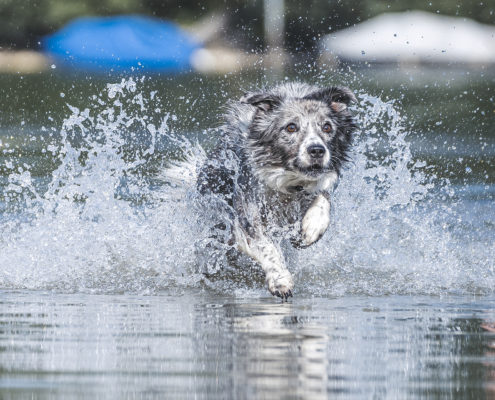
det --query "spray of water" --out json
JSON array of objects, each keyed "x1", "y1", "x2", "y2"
[{"x1": 0, "y1": 78, "x2": 492, "y2": 296}]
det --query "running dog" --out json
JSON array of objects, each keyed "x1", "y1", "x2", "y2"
[{"x1": 195, "y1": 82, "x2": 357, "y2": 299}]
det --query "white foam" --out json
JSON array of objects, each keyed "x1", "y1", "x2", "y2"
[{"x1": 0, "y1": 79, "x2": 492, "y2": 296}]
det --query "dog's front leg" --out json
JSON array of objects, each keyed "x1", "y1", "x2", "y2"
[
  {"x1": 235, "y1": 224, "x2": 294, "y2": 299},
  {"x1": 255, "y1": 237, "x2": 294, "y2": 299},
  {"x1": 300, "y1": 192, "x2": 331, "y2": 247}
]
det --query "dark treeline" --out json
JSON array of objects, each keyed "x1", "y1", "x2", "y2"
[{"x1": 1, "y1": 0, "x2": 494, "y2": 52}]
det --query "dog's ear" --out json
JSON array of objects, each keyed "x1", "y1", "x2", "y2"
[
  {"x1": 241, "y1": 92, "x2": 282, "y2": 113},
  {"x1": 305, "y1": 87, "x2": 357, "y2": 112}
]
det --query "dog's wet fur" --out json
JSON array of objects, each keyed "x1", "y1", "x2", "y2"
[{"x1": 197, "y1": 82, "x2": 358, "y2": 299}]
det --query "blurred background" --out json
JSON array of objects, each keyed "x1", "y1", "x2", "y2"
[
  {"x1": 1, "y1": 0, "x2": 494, "y2": 57},
  {"x1": 1, "y1": 4, "x2": 494, "y2": 397},
  {"x1": 0, "y1": 0, "x2": 494, "y2": 185}
]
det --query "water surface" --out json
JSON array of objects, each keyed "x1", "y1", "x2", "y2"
[
  {"x1": 0, "y1": 67, "x2": 494, "y2": 398},
  {"x1": 1, "y1": 291, "x2": 495, "y2": 399}
]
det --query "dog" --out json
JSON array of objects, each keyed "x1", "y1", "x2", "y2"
[{"x1": 192, "y1": 82, "x2": 357, "y2": 299}]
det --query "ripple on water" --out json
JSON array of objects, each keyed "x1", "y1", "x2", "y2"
[{"x1": 0, "y1": 78, "x2": 493, "y2": 296}]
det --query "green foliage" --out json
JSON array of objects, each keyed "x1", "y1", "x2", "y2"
[
  {"x1": 0, "y1": 0, "x2": 494, "y2": 50},
  {"x1": 1, "y1": 0, "x2": 166, "y2": 47},
  {"x1": 371, "y1": 0, "x2": 495, "y2": 24}
]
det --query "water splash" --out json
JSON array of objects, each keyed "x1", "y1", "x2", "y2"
[
  {"x1": 0, "y1": 78, "x2": 492, "y2": 296},
  {"x1": 0, "y1": 78, "x2": 202, "y2": 293},
  {"x1": 295, "y1": 94, "x2": 493, "y2": 296}
]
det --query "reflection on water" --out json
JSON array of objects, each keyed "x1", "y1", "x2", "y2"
[
  {"x1": 1, "y1": 291, "x2": 494, "y2": 399},
  {"x1": 0, "y1": 68, "x2": 493, "y2": 398}
]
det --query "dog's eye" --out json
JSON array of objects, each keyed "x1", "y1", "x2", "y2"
[
  {"x1": 286, "y1": 123, "x2": 297, "y2": 133},
  {"x1": 322, "y1": 123, "x2": 332, "y2": 133}
]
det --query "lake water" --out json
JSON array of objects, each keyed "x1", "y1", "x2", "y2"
[
  {"x1": 2, "y1": 291, "x2": 495, "y2": 399},
  {"x1": 0, "y1": 66, "x2": 494, "y2": 398}
]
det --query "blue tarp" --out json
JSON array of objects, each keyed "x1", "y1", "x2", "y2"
[{"x1": 43, "y1": 15, "x2": 200, "y2": 73}]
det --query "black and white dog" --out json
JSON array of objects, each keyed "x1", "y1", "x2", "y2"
[{"x1": 182, "y1": 82, "x2": 357, "y2": 299}]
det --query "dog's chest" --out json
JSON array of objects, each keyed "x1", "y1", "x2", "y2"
[
  {"x1": 259, "y1": 190, "x2": 311, "y2": 233},
  {"x1": 255, "y1": 166, "x2": 338, "y2": 195}
]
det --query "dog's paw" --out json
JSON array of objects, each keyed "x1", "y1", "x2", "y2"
[
  {"x1": 301, "y1": 201, "x2": 330, "y2": 247},
  {"x1": 266, "y1": 270, "x2": 294, "y2": 300}
]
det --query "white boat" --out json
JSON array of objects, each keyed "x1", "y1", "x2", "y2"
[{"x1": 321, "y1": 11, "x2": 495, "y2": 64}]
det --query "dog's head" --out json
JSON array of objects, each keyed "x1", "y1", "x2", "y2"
[{"x1": 242, "y1": 84, "x2": 357, "y2": 192}]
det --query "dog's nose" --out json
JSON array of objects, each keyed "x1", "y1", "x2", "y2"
[{"x1": 307, "y1": 144, "x2": 326, "y2": 159}]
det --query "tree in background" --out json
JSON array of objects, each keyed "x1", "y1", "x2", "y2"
[{"x1": 0, "y1": 0, "x2": 494, "y2": 54}]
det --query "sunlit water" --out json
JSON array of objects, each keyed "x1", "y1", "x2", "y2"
[
  {"x1": 0, "y1": 71, "x2": 494, "y2": 398},
  {"x1": 1, "y1": 291, "x2": 495, "y2": 399}
]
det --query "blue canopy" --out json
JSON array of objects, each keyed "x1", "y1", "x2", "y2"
[{"x1": 43, "y1": 15, "x2": 200, "y2": 73}]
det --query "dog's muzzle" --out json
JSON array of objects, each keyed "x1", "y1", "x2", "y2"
[
  {"x1": 307, "y1": 144, "x2": 326, "y2": 159},
  {"x1": 296, "y1": 143, "x2": 331, "y2": 176}
]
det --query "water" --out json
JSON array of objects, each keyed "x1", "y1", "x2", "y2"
[
  {"x1": 0, "y1": 67, "x2": 494, "y2": 398},
  {"x1": 1, "y1": 291, "x2": 495, "y2": 399}
]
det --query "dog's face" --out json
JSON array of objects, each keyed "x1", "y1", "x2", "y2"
[{"x1": 243, "y1": 86, "x2": 357, "y2": 192}]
